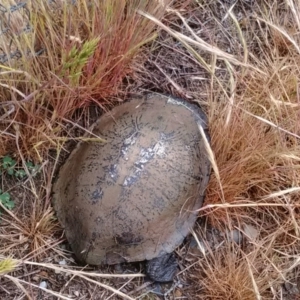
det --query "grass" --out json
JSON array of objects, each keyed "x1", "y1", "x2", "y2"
[
  {"x1": 0, "y1": 0, "x2": 300, "y2": 299},
  {"x1": 0, "y1": 0, "x2": 169, "y2": 160},
  {"x1": 141, "y1": 0, "x2": 300, "y2": 298},
  {"x1": 0, "y1": 257, "x2": 16, "y2": 276}
]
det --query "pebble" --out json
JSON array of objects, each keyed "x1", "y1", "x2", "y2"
[
  {"x1": 39, "y1": 281, "x2": 47, "y2": 289},
  {"x1": 59, "y1": 259, "x2": 67, "y2": 265},
  {"x1": 175, "y1": 289, "x2": 182, "y2": 297}
]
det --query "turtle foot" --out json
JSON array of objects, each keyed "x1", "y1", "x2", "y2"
[{"x1": 145, "y1": 253, "x2": 177, "y2": 283}]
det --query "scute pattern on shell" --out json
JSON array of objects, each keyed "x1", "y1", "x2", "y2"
[{"x1": 52, "y1": 94, "x2": 211, "y2": 265}]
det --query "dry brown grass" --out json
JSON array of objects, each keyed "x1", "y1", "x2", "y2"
[
  {"x1": 0, "y1": 0, "x2": 169, "y2": 160},
  {"x1": 1, "y1": 0, "x2": 300, "y2": 299},
  {"x1": 195, "y1": 247, "x2": 267, "y2": 299},
  {"x1": 140, "y1": 0, "x2": 300, "y2": 298}
]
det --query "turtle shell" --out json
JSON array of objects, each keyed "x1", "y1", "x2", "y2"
[{"x1": 52, "y1": 94, "x2": 211, "y2": 265}]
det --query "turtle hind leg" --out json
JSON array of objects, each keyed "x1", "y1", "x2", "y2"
[{"x1": 145, "y1": 253, "x2": 177, "y2": 282}]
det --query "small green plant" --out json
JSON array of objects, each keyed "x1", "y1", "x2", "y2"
[
  {"x1": 1, "y1": 156, "x2": 16, "y2": 176},
  {"x1": 0, "y1": 189, "x2": 14, "y2": 211},
  {"x1": 0, "y1": 156, "x2": 40, "y2": 179},
  {"x1": 0, "y1": 156, "x2": 40, "y2": 214}
]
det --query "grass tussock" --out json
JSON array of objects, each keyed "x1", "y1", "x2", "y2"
[
  {"x1": 188, "y1": 213, "x2": 300, "y2": 299},
  {"x1": 206, "y1": 7, "x2": 300, "y2": 227},
  {"x1": 0, "y1": 0, "x2": 169, "y2": 159},
  {"x1": 196, "y1": 247, "x2": 266, "y2": 299},
  {"x1": 0, "y1": 257, "x2": 16, "y2": 276},
  {"x1": 0, "y1": 183, "x2": 62, "y2": 261}
]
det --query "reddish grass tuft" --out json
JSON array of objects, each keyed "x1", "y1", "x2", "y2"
[{"x1": 0, "y1": 0, "x2": 170, "y2": 159}]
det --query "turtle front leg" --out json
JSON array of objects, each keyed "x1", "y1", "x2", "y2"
[{"x1": 145, "y1": 253, "x2": 178, "y2": 282}]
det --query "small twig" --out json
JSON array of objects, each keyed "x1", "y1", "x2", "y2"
[
  {"x1": 0, "y1": 104, "x2": 15, "y2": 121},
  {"x1": 198, "y1": 202, "x2": 300, "y2": 212},
  {"x1": 128, "y1": 280, "x2": 153, "y2": 295},
  {"x1": 5, "y1": 275, "x2": 72, "y2": 300},
  {"x1": 106, "y1": 277, "x2": 135, "y2": 300}
]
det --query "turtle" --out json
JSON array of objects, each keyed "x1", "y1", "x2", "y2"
[{"x1": 52, "y1": 93, "x2": 211, "y2": 282}]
